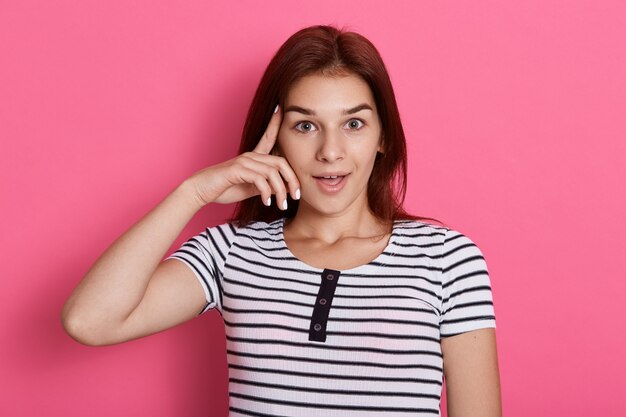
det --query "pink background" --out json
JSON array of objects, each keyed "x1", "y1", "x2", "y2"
[{"x1": 1, "y1": 1, "x2": 624, "y2": 416}]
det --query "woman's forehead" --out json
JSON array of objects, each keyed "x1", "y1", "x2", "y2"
[{"x1": 284, "y1": 73, "x2": 377, "y2": 114}]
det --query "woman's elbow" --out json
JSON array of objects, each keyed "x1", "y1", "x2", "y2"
[{"x1": 61, "y1": 305, "x2": 108, "y2": 347}]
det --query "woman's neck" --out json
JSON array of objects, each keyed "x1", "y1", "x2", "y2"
[{"x1": 285, "y1": 204, "x2": 390, "y2": 245}]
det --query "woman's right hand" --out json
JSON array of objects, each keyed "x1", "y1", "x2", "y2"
[
  {"x1": 61, "y1": 106, "x2": 300, "y2": 346},
  {"x1": 186, "y1": 105, "x2": 300, "y2": 210}
]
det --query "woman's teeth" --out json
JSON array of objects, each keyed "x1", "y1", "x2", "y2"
[{"x1": 317, "y1": 176, "x2": 344, "y2": 186}]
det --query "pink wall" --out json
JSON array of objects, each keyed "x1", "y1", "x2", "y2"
[{"x1": 1, "y1": 1, "x2": 624, "y2": 416}]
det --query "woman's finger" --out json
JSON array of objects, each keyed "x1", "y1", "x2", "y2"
[
  {"x1": 264, "y1": 164, "x2": 289, "y2": 210},
  {"x1": 243, "y1": 153, "x2": 301, "y2": 202},
  {"x1": 253, "y1": 105, "x2": 282, "y2": 155},
  {"x1": 236, "y1": 154, "x2": 294, "y2": 210},
  {"x1": 235, "y1": 166, "x2": 274, "y2": 207},
  {"x1": 267, "y1": 155, "x2": 300, "y2": 202}
]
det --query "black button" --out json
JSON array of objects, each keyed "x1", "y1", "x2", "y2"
[
  {"x1": 313, "y1": 323, "x2": 322, "y2": 331},
  {"x1": 326, "y1": 274, "x2": 334, "y2": 280},
  {"x1": 319, "y1": 298, "x2": 327, "y2": 305}
]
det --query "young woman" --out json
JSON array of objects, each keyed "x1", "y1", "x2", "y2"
[{"x1": 62, "y1": 25, "x2": 501, "y2": 417}]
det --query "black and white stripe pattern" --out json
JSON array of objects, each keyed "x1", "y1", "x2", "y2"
[{"x1": 167, "y1": 218, "x2": 495, "y2": 417}]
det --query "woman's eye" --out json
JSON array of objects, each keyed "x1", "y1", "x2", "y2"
[
  {"x1": 294, "y1": 121, "x2": 317, "y2": 133},
  {"x1": 345, "y1": 119, "x2": 364, "y2": 130}
]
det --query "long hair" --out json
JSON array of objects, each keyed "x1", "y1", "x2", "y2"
[{"x1": 231, "y1": 25, "x2": 440, "y2": 226}]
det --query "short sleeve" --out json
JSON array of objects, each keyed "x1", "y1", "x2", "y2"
[
  {"x1": 440, "y1": 229, "x2": 496, "y2": 337},
  {"x1": 165, "y1": 223, "x2": 237, "y2": 315}
]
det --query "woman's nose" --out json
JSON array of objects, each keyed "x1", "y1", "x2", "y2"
[{"x1": 316, "y1": 129, "x2": 345, "y2": 162}]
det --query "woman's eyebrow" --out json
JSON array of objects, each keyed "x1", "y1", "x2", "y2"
[
  {"x1": 343, "y1": 104, "x2": 373, "y2": 115},
  {"x1": 284, "y1": 103, "x2": 373, "y2": 116}
]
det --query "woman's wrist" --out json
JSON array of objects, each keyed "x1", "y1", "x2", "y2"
[{"x1": 176, "y1": 178, "x2": 210, "y2": 213}]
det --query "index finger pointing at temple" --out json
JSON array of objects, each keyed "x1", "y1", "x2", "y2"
[{"x1": 253, "y1": 105, "x2": 282, "y2": 155}]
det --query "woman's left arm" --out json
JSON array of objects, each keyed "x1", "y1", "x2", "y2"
[{"x1": 441, "y1": 328, "x2": 502, "y2": 417}]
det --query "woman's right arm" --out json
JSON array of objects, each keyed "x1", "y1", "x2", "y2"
[
  {"x1": 61, "y1": 180, "x2": 208, "y2": 346},
  {"x1": 61, "y1": 106, "x2": 298, "y2": 346}
]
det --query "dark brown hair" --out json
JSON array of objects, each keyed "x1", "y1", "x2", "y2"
[{"x1": 231, "y1": 25, "x2": 440, "y2": 227}]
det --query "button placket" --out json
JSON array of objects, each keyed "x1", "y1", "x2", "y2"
[{"x1": 309, "y1": 269, "x2": 340, "y2": 342}]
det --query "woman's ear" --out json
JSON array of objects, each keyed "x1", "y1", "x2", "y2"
[{"x1": 377, "y1": 134, "x2": 384, "y2": 154}]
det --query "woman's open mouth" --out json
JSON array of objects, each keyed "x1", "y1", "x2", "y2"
[{"x1": 313, "y1": 174, "x2": 349, "y2": 194}]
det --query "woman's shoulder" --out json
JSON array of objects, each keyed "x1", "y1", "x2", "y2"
[
  {"x1": 393, "y1": 218, "x2": 449, "y2": 236},
  {"x1": 218, "y1": 218, "x2": 284, "y2": 239},
  {"x1": 392, "y1": 219, "x2": 482, "y2": 250},
  {"x1": 392, "y1": 220, "x2": 490, "y2": 283}
]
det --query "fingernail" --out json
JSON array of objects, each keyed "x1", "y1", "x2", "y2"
[
  {"x1": 266, "y1": 197, "x2": 271, "y2": 206},
  {"x1": 294, "y1": 188, "x2": 300, "y2": 200},
  {"x1": 282, "y1": 199, "x2": 288, "y2": 210},
  {"x1": 273, "y1": 105, "x2": 279, "y2": 114}
]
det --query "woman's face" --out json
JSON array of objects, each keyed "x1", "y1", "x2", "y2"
[{"x1": 277, "y1": 72, "x2": 382, "y2": 218}]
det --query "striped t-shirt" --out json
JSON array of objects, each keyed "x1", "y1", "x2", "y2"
[{"x1": 167, "y1": 218, "x2": 496, "y2": 417}]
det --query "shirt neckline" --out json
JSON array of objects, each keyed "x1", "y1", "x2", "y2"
[{"x1": 278, "y1": 217, "x2": 398, "y2": 273}]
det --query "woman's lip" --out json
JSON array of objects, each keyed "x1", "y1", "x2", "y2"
[
  {"x1": 313, "y1": 174, "x2": 349, "y2": 194},
  {"x1": 313, "y1": 172, "x2": 350, "y2": 178}
]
